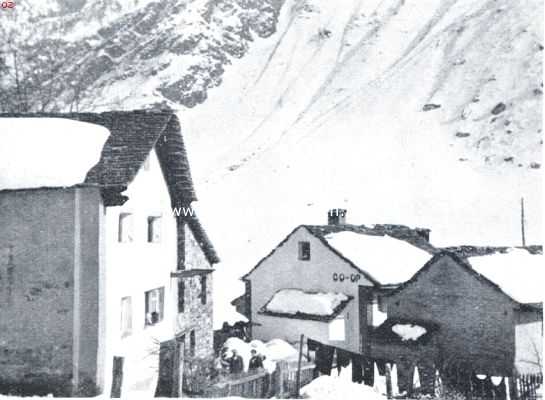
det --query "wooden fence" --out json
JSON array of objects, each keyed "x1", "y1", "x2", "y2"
[
  {"x1": 512, "y1": 373, "x2": 543, "y2": 400},
  {"x1": 435, "y1": 368, "x2": 542, "y2": 400},
  {"x1": 195, "y1": 360, "x2": 316, "y2": 398}
]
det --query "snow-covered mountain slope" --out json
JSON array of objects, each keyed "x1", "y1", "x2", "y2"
[
  {"x1": 1, "y1": 0, "x2": 284, "y2": 110},
  {"x1": 178, "y1": 0, "x2": 543, "y2": 325},
  {"x1": 2, "y1": 0, "x2": 542, "y2": 326}
]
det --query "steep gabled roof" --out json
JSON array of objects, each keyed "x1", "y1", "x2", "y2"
[
  {"x1": 242, "y1": 224, "x2": 436, "y2": 285},
  {"x1": 468, "y1": 249, "x2": 543, "y2": 304},
  {"x1": 1, "y1": 111, "x2": 196, "y2": 206},
  {"x1": 388, "y1": 251, "x2": 526, "y2": 307},
  {"x1": 442, "y1": 245, "x2": 543, "y2": 257},
  {"x1": 186, "y1": 215, "x2": 220, "y2": 264},
  {"x1": 2, "y1": 111, "x2": 219, "y2": 265},
  {"x1": 305, "y1": 224, "x2": 436, "y2": 254}
]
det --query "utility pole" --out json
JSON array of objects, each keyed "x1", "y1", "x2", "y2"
[{"x1": 520, "y1": 197, "x2": 526, "y2": 247}]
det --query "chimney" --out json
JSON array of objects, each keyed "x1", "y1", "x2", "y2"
[
  {"x1": 415, "y1": 228, "x2": 431, "y2": 242},
  {"x1": 328, "y1": 209, "x2": 347, "y2": 225}
]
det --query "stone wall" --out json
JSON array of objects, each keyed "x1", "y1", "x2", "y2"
[
  {"x1": 386, "y1": 254, "x2": 517, "y2": 376},
  {"x1": 175, "y1": 224, "x2": 214, "y2": 359}
]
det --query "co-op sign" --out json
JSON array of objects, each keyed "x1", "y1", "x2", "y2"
[{"x1": 332, "y1": 272, "x2": 361, "y2": 283}]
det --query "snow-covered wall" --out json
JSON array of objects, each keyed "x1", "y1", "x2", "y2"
[{"x1": 246, "y1": 226, "x2": 374, "y2": 353}]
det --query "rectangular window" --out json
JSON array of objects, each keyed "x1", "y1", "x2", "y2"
[
  {"x1": 145, "y1": 287, "x2": 164, "y2": 326},
  {"x1": 147, "y1": 216, "x2": 162, "y2": 243},
  {"x1": 190, "y1": 330, "x2": 196, "y2": 357},
  {"x1": 178, "y1": 280, "x2": 185, "y2": 313},
  {"x1": 200, "y1": 276, "x2": 207, "y2": 305},
  {"x1": 120, "y1": 296, "x2": 132, "y2": 337},
  {"x1": 118, "y1": 213, "x2": 134, "y2": 243},
  {"x1": 298, "y1": 241, "x2": 311, "y2": 260},
  {"x1": 328, "y1": 317, "x2": 345, "y2": 341},
  {"x1": 179, "y1": 334, "x2": 187, "y2": 357}
]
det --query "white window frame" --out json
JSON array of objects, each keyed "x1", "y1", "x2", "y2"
[
  {"x1": 147, "y1": 216, "x2": 162, "y2": 243},
  {"x1": 328, "y1": 316, "x2": 346, "y2": 341},
  {"x1": 118, "y1": 213, "x2": 134, "y2": 243},
  {"x1": 120, "y1": 296, "x2": 132, "y2": 337},
  {"x1": 145, "y1": 287, "x2": 164, "y2": 326}
]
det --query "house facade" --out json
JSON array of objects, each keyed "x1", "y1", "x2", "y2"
[
  {"x1": 239, "y1": 210, "x2": 434, "y2": 354},
  {"x1": 370, "y1": 250, "x2": 543, "y2": 392},
  {"x1": 0, "y1": 111, "x2": 218, "y2": 397}
]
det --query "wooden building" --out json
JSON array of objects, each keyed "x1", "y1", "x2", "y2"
[{"x1": 370, "y1": 249, "x2": 543, "y2": 392}]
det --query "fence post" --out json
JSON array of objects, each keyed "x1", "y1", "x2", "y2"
[
  {"x1": 171, "y1": 341, "x2": 184, "y2": 397},
  {"x1": 274, "y1": 362, "x2": 281, "y2": 398},
  {"x1": 385, "y1": 363, "x2": 393, "y2": 399},
  {"x1": 110, "y1": 356, "x2": 124, "y2": 398},
  {"x1": 296, "y1": 334, "x2": 304, "y2": 398}
]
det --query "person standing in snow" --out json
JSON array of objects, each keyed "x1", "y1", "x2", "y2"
[
  {"x1": 248, "y1": 349, "x2": 264, "y2": 371},
  {"x1": 229, "y1": 349, "x2": 244, "y2": 374}
]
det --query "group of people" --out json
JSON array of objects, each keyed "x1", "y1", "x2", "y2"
[{"x1": 224, "y1": 349, "x2": 265, "y2": 374}]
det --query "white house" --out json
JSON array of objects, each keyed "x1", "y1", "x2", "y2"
[
  {"x1": 0, "y1": 111, "x2": 219, "y2": 397},
  {"x1": 236, "y1": 209, "x2": 434, "y2": 354}
]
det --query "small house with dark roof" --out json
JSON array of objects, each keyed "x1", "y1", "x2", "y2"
[
  {"x1": 370, "y1": 249, "x2": 543, "y2": 394},
  {"x1": 236, "y1": 209, "x2": 435, "y2": 354},
  {"x1": 0, "y1": 111, "x2": 219, "y2": 397}
]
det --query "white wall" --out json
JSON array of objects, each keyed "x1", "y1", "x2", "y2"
[
  {"x1": 248, "y1": 226, "x2": 373, "y2": 353},
  {"x1": 100, "y1": 149, "x2": 178, "y2": 395}
]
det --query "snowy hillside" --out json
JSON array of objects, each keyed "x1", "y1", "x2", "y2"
[
  {"x1": 2, "y1": 0, "x2": 542, "y2": 326},
  {"x1": 178, "y1": 0, "x2": 543, "y2": 325}
]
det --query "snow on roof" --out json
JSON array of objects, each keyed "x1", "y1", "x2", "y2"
[
  {"x1": 324, "y1": 231, "x2": 432, "y2": 285},
  {"x1": 0, "y1": 118, "x2": 109, "y2": 190},
  {"x1": 468, "y1": 249, "x2": 544, "y2": 304},
  {"x1": 264, "y1": 289, "x2": 350, "y2": 318},
  {"x1": 392, "y1": 324, "x2": 427, "y2": 341}
]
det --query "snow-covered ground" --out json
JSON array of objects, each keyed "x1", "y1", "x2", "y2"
[{"x1": 300, "y1": 374, "x2": 386, "y2": 400}]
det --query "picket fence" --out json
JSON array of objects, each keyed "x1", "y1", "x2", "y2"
[{"x1": 186, "y1": 361, "x2": 315, "y2": 398}]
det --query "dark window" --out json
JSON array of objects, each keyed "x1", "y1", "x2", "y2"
[
  {"x1": 179, "y1": 334, "x2": 187, "y2": 356},
  {"x1": 147, "y1": 216, "x2": 162, "y2": 243},
  {"x1": 178, "y1": 280, "x2": 185, "y2": 313},
  {"x1": 298, "y1": 241, "x2": 311, "y2": 260},
  {"x1": 145, "y1": 287, "x2": 164, "y2": 326},
  {"x1": 200, "y1": 276, "x2": 207, "y2": 305},
  {"x1": 190, "y1": 330, "x2": 196, "y2": 357}
]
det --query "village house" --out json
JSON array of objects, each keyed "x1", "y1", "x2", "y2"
[
  {"x1": 370, "y1": 248, "x2": 543, "y2": 393},
  {"x1": 0, "y1": 111, "x2": 219, "y2": 397},
  {"x1": 235, "y1": 209, "x2": 436, "y2": 355}
]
